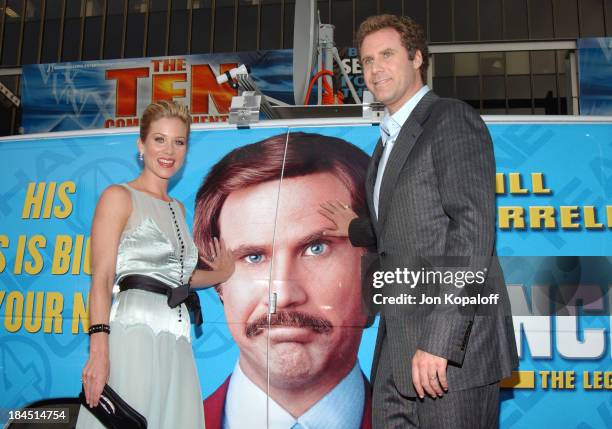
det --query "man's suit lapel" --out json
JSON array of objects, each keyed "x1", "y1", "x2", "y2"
[
  {"x1": 366, "y1": 139, "x2": 384, "y2": 235},
  {"x1": 376, "y1": 91, "x2": 439, "y2": 230}
]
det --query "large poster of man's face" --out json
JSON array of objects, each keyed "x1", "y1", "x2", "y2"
[
  {"x1": 185, "y1": 127, "x2": 379, "y2": 428},
  {"x1": 2, "y1": 122, "x2": 611, "y2": 428}
]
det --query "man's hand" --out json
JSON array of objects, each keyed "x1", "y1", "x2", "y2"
[
  {"x1": 412, "y1": 349, "x2": 448, "y2": 399},
  {"x1": 319, "y1": 200, "x2": 358, "y2": 238}
]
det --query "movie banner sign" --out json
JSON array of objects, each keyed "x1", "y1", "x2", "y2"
[
  {"x1": 20, "y1": 51, "x2": 294, "y2": 134},
  {"x1": 0, "y1": 119, "x2": 611, "y2": 428}
]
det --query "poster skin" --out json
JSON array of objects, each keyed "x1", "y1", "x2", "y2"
[{"x1": 0, "y1": 120, "x2": 611, "y2": 428}]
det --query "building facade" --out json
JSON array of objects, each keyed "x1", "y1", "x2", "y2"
[{"x1": 1, "y1": 0, "x2": 612, "y2": 135}]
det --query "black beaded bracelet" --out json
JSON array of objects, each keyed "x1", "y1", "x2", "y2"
[{"x1": 88, "y1": 324, "x2": 111, "y2": 335}]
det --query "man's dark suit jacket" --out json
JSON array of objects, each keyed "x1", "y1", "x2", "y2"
[
  {"x1": 349, "y1": 91, "x2": 518, "y2": 398},
  {"x1": 203, "y1": 375, "x2": 372, "y2": 429}
]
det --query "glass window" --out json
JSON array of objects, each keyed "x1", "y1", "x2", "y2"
[
  {"x1": 508, "y1": 107, "x2": 533, "y2": 114},
  {"x1": 213, "y1": 0, "x2": 234, "y2": 52},
  {"x1": 506, "y1": 51, "x2": 530, "y2": 75},
  {"x1": 433, "y1": 76, "x2": 454, "y2": 98},
  {"x1": 606, "y1": 0, "x2": 612, "y2": 36},
  {"x1": 433, "y1": 53, "x2": 453, "y2": 77},
  {"x1": 317, "y1": 0, "x2": 329, "y2": 23},
  {"x1": 507, "y1": 72, "x2": 533, "y2": 115},
  {"x1": 108, "y1": 0, "x2": 124, "y2": 14},
  {"x1": 480, "y1": 52, "x2": 505, "y2": 75},
  {"x1": 21, "y1": 0, "x2": 42, "y2": 64},
  {"x1": 456, "y1": 76, "x2": 480, "y2": 109},
  {"x1": 503, "y1": 0, "x2": 528, "y2": 40},
  {"x1": 169, "y1": 0, "x2": 189, "y2": 54},
  {"x1": 531, "y1": 51, "x2": 556, "y2": 74},
  {"x1": 532, "y1": 74, "x2": 557, "y2": 99},
  {"x1": 528, "y1": 0, "x2": 553, "y2": 38},
  {"x1": 355, "y1": 0, "x2": 377, "y2": 32},
  {"x1": 260, "y1": 0, "x2": 281, "y2": 49},
  {"x1": 128, "y1": 0, "x2": 147, "y2": 13},
  {"x1": 282, "y1": 0, "x2": 294, "y2": 48},
  {"x1": 479, "y1": 0, "x2": 502, "y2": 40},
  {"x1": 0, "y1": 76, "x2": 17, "y2": 135},
  {"x1": 82, "y1": 16, "x2": 102, "y2": 60},
  {"x1": 556, "y1": 50, "x2": 568, "y2": 74},
  {"x1": 24, "y1": 1, "x2": 41, "y2": 23},
  {"x1": 454, "y1": 0, "x2": 477, "y2": 41},
  {"x1": 507, "y1": 75, "x2": 532, "y2": 109},
  {"x1": 237, "y1": 0, "x2": 258, "y2": 51},
  {"x1": 380, "y1": 0, "x2": 401, "y2": 16},
  {"x1": 404, "y1": 0, "x2": 427, "y2": 35},
  {"x1": 0, "y1": 104, "x2": 14, "y2": 135},
  {"x1": 482, "y1": 75, "x2": 505, "y2": 112},
  {"x1": 82, "y1": 0, "x2": 103, "y2": 60},
  {"x1": 62, "y1": 0, "x2": 82, "y2": 61},
  {"x1": 43, "y1": 1, "x2": 63, "y2": 23},
  {"x1": 65, "y1": 0, "x2": 82, "y2": 17},
  {"x1": 125, "y1": 0, "x2": 146, "y2": 57},
  {"x1": 104, "y1": 0, "x2": 124, "y2": 59},
  {"x1": 84, "y1": 0, "x2": 104, "y2": 16},
  {"x1": 147, "y1": 0, "x2": 168, "y2": 57},
  {"x1": 481, "y1": 108, "x2": 507, "y2": 115},
  {"x1": 191, "y1": 0, "x2": 212, "y2": 53},
  {"x1": 532, "y1": 74, "x2": 558, "y2": 114},
  {"x1": 331, "y1": 0, "x2": 351, "y2": 48},
  {"x1": 554, "y1": 0, "x2": 579, "y2": 38},
  {"x1": 454, "y1": 52, "x2": 478, "y2": 76},
  {"x1": 557, "y1": 73, "x2": 568, "y2": 114},
  {"x1": 14, "y1": 105, "x2": 21, "y2": 133},
  {"x1": 579, "y1": 0, "x2": 605, "y2": 36},
  {"x1": 2, "y1": 0, "x2": 24, "y2": 65},
  {"x1": 41, "y1": 0, "x2": 63, "y2": 63},
  {"x1": 558, "y1": 74, "x2": 567, "y2": 98},
  {"x1": 429, "y1": 0, "x2": 452, "y2": 42}
]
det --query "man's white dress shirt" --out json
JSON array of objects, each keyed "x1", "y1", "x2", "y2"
[
  {"x1": 223, "y1": 361, "x2": 365, "y2": 429},
  {"x1": 373, "y1": 85, "x2": 430, "y2": 218}
]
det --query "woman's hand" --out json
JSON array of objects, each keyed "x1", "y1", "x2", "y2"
[
  {"x1": 319, "y1": 200, "x2": 358, "y2": 238},
  {"x1": 81, "y1": 338, "x2": 110, "y2": 407},
  {"x1": 200, "y1": 237, "x2": 235, "y2": 283}
]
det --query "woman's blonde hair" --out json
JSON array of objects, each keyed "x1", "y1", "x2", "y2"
[{"x1": 139, "y1": 100, "x2": 191, "y2": 141}]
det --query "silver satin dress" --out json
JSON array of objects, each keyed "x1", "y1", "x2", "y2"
[{"x1": 76, "y1": 184, "x2": 205, "y2": 429}]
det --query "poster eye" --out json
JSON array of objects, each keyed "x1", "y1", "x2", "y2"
[
  {"x1": 304, "y1": 242, "x2": 327, "y2": 256},
  {"x1": 245, "y1": 254, "x2": 264, "y2": 264}
]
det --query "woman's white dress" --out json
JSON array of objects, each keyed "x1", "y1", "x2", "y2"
[{"x1": 76, "y1": 184, "x2": 205, "y2": 428}]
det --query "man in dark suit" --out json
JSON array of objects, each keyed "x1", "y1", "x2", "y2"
[{"x1": 320, "y1": 14, "x2": 518, "y2": 429}]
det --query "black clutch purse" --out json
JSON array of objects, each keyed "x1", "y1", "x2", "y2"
[{"x1": 79, "y1": 384, "x2": 147, "y2": 429}]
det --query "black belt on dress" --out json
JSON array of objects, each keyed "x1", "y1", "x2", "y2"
[{"x1": 118, "y1": 274, "x2": 203, "y2": 326}]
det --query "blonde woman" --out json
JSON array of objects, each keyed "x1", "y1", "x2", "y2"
[{"x1": 76, "y1": 100, "x2": 233, "y2": 428}]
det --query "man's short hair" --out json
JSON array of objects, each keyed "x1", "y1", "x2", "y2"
[
  {"x1": 193, "y1": 132, "x2": 370, "y2": 261},
  {"x1": 356, "y1": 14, "x2": 429, "y2": 84}
]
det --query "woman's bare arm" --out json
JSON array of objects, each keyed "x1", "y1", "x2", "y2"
[{"x1": 82, "y1": 185, "x2": 131, "y2": 407}]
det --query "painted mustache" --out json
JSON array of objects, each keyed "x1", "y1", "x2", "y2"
[{"x1": 245, "y1": 311, "x2": 333, "y2": 338}]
